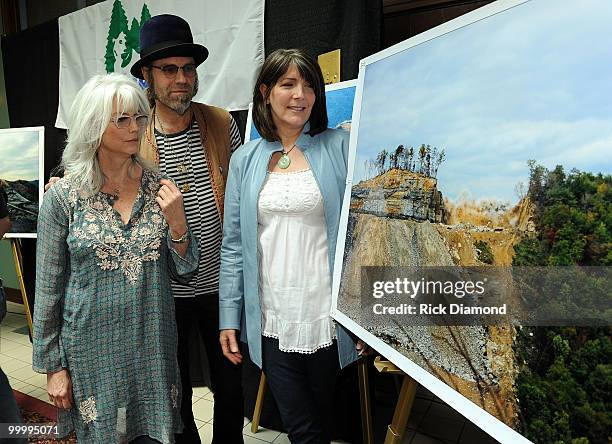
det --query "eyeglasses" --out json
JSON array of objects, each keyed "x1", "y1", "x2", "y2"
[
  {"x1": 149, "y1": 63, "x2": 198, "y2": 79},
  {"x1": 111, "y1": 114, "x2": 149, "y2": 129}
]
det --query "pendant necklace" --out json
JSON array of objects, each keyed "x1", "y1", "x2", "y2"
[
  {"x1": 101, "y1": 177, "x2": 120, "y2": 200},
  {"x1": 102, "y1": 185, "x2": 120, "y2": 200},
  {"x1": 157, "y1": 110, "x2": 193, "y2": 192},
  {"x1": 103, "y1": 161, "x2": 135, "y2": 200},
  {"x1": 277, "y1": 143, "x2": 297, "y2": 169},
  {"x1": 109, "y1": 187, "x2": 120, "y2": 201}
]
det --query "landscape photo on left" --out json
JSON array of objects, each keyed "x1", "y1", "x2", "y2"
[{"x1": 0, "y1": 126, "x2": 44, "y2": 237}]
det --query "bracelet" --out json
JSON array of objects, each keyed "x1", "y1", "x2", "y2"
[{"x1": 170, "y1": 230, "x2": 189, "y2": 244}]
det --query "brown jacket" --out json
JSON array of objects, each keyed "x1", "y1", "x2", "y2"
[{"x1": 140, "y1": 102, "x2": 232, "y2": 223}]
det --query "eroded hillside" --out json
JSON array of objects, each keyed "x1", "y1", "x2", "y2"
[{"x1": 338, "y1": 170, "x2": 536, "y2": 427}]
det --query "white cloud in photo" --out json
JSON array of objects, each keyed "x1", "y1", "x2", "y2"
[
  {"x1": 352, "y1": 0, "x2": 612, "y2": 203},
  {"x1": 0, "y1": 130, "x2": 41, "y2": 181}
]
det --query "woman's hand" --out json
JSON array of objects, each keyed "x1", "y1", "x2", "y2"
[
  {"x1": 157, "y1": 179, "x2": 188, "y2": 238},
  {"x1": 47, "y1": 369, "x2": 73, "y2": 409},
  {"x1": 220, "y1": 329, "x2": 243, "y2": 365},
  {"x1": 356, "y1": 339, "x2": 373, "y2": 357}
]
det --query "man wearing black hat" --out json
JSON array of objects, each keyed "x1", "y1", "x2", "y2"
[{"x1": 131, "y1": 14, "x2": 244, "y2": 444}]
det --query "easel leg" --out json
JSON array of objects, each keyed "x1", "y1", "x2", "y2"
[
  {"x1": 384, "y1": 375, "x2": 417, "y2": 444},
  {"x1": 251, "y1": 371, "x2": 267, "y2": 433},
  {"x1": 10, "y1": 239, "x2": 33, "y2": 338},
  {"x1": 358, "y1": 358, "x2": 374, "y2": 444}
]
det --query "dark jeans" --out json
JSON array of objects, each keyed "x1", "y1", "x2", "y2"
[
  {"x1": 129, "y1": 436, "x2": 161, "y2": 444},
  {"x1": 174, "y1": 295, "x2": 244, "y2": 444},
  {"x1": 262, "y1": 337, "x2": 339, "y2": 444},
  {"x1": 0, "y1": 367, "x2": 27, "y2": 444}
]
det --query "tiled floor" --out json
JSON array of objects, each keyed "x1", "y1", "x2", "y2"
[{"x1": 1, "y1": 302, "x2": 498, "y2": 444}]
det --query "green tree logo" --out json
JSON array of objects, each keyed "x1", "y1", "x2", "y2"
[{"x1": 105, "y1": 0, "x2": 151, "y2": 73}]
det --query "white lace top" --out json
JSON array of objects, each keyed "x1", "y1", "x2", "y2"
[{"x1": 257, "y1": 169, "x2": 336, "y2": 354}]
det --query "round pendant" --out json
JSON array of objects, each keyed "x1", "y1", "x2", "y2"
[
  {"x1": 182, "y1": 183, "x2": 190, "y2": 192},
  {"x1": 277, "y1": 154, "x2": 291, "y2": 169}
]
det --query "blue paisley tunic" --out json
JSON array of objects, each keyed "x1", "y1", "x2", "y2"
[{"x1": 32, "y1": 168, "x2": 198, "y2": 443}]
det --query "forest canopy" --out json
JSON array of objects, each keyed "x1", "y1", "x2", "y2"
[{"x1": 513, "y1": 162, "x2": 611, "y2": 444}]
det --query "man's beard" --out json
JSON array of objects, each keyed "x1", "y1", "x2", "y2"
[{"x1": 148, "y1": 75, "x2": 199, "y2": 116}]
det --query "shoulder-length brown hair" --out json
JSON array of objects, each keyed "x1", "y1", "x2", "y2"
[{"x1": 252, "y1": 49, "x2": 328, "y2": 142}]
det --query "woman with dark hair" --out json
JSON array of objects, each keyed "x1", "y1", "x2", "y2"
[{"x1": 219, "y1": 49, "x2": 364, "y2": 443}]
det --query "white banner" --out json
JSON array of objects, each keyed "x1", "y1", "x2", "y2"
[{"x1": 56, "y1": 0, "x2": 264, "y2": 129}]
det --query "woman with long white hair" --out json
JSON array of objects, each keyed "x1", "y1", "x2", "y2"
[{"x1": 33, "y1": 73, "x2": 198, "y2": 444}]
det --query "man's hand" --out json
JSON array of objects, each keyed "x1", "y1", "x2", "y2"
[
  {"x1": 220, "y1": 329, "x2": 243, "y2": 365},
  {"x1": 356, "y1": 339, "x2": 373, "y2": 357},
  {"x1": 47, "y1": 368, "x2": 73, "y2": 409},
  {"x1": 44, "y1": 176, "x2": 61, "y2": 192}
]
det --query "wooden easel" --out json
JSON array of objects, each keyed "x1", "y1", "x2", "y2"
[
  {"x1": 9, "y1": 238, "x2": 34, "y2": 337},
  {"x1": 373, "y1": 356, "x2": 418, "y2": 444},
  {"x1": 250, "y1": 357, "x2": 376, "y2": 444},
  {"x1": 358, "y1": 357, "x2": 375, "y2": 444},
  {"x1": 251, "y1": 372, "x2": 267, "y2": 433}
]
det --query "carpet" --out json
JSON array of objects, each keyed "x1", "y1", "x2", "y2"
[{"x1": 13, "y1": 390, "x2": 76, "y2": 443}]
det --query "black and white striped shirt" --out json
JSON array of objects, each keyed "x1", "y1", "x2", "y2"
[{"x1": 156, "y1": 116, "x2": 242, "y2": 297}]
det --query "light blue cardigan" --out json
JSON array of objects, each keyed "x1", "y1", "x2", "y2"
[{"x1": 219, "y1": 125, "x2": 358, "y2": 369}]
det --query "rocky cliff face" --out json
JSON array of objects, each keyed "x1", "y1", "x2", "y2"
[
  {"x1": 339, "y1": 215, "x2": 517, "y2": 423},
  {"x1": 1, "y1": 180, "x2": 39, "y2": 233},
  {"x1": 337, "y1": 173, "x2": 533, "y2": 427},
  {"x1": 351, "y1": 169, "x2": 446, "y2": 223}
]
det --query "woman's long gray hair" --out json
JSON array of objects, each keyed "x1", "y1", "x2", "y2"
[{"x1": 61, "y1": 73, "x2": 150, "y2": 196}]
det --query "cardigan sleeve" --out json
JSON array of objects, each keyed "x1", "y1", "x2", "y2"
[{"x1": 218, "y1": 154, "x2": 245, "y2": 330}]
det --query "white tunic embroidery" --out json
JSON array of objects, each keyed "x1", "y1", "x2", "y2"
[
  {"x1": 79, "y1": 396, "x2": 98, "y2": 424},
  {"x1": 57, "y1": 171, "x2": 167, "y2": 284},
  {"x1": 171, "y1": 384, "x2": 179, "y2": 409}
]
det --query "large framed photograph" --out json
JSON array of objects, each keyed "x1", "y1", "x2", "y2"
[
  {"x1": 332, "y1": 0, "x2": 611, "y2": 442},
  {"x1": 0, "y1": 127, "x2": 45, "y2": 238},
  {"x1": 245, "y1": 79, "x2": 357, "y2": 142}
]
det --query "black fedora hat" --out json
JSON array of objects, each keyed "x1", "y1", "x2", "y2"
[{"x1": 130, "y1": 14, "x2": 209, "y2": 79}]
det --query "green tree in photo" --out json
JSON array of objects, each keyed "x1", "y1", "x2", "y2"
[
  {"x1": 513, "y1": 162, "x2": 612, "y2": 443},
  {"x1": 474, "y1": 240, "x2": 494, "y2": 264}
]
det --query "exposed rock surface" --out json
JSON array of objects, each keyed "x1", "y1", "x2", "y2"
[
  {"x1": 1, "y1": 180, "x2": 39, "y2": 233},
  {"x1": 337, "y1": 171, "x2": 532, "y2": 427},
  {"x1": 351, "y1": 169, "x2": 446, "y2": 223}
]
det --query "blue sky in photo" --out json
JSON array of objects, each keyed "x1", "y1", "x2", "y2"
[
  {"x1": 0, "y1": 130, "x2": 40, "y2": 181},
  {"x1": 248, "y1": 85, "x2": 356, "y2": 140},
  {"x1": 326, "y1": 86, "x2": 356, "y2": 129},
  {"x1": 353, "y1": 0, "x2": 612, "y2": 204}
]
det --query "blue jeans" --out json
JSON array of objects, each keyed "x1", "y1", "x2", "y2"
[
  {"x1": 0, "y1": 367, "x2": 27, "y2": 444},
  {"x1": 130, "y1": 436, "x2": 162, "y2": 444},
  {"x1": 262, "y1": 337, "x2": 339, "y2": 444},
  {"x1": 1, "y1": 282, "x2": 27, "y2": 444}
]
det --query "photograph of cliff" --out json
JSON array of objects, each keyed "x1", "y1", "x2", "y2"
[
  {"x1": 334, "y1": 0, "x2": 611, "y2": 441},
  {"x1": 0, "y1": 127, "x2": 44, "y2": 237}
]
